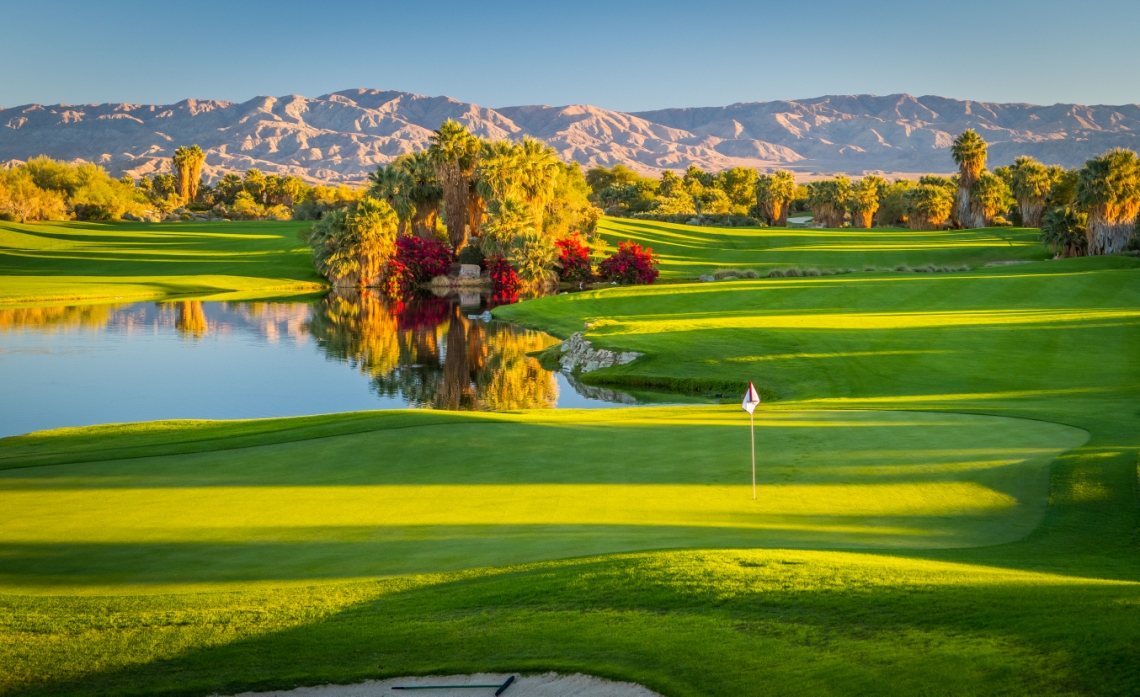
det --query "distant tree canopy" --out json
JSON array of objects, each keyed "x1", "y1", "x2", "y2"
[{"x1": 0, "y1": 157, "x2": 147, "y2": 222}]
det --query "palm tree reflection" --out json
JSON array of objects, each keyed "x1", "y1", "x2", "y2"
[{"x1": 307, "y1": 290, "x2": 559, "y2": 410}]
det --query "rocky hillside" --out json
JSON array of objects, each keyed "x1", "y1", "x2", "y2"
[{"x1": 2, "y1": 89, "x2": 1137, "y2": 183}]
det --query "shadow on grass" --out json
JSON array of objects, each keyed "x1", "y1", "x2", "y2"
[{"x1": 9, "y1": 546, "x2": 1140, "y2": 697}]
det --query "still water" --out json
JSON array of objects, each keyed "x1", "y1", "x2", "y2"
[{"x1": 0, "y1": 291, "x2": 635, "y2": 438}]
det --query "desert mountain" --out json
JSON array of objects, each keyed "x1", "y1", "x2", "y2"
[{"x1": 2, "y1": 89, "x2": 1138, "y2": 183}]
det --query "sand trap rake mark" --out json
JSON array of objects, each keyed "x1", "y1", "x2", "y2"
[{"x1": 393, "y1": 675, "x2": 515, "y2": 695}]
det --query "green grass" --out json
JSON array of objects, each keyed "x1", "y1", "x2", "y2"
[
  {"x1": 0, "y1": 219, "x2": 327, "y2": 305},
  {"x1": 595, "y1": 217, "x2": 1048, "y2": 280},
  {"x1": 0, "y1": 409, "x2": 1085, "y2": 594},
  {"x1": 2, "y1": 219, "x2": 1139, "y2": 696}
]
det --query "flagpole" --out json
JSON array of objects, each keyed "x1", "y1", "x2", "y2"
[{"x1": 750, "y1": 411, "x2": 756, "y2": 501}]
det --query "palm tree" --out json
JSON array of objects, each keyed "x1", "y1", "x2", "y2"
[
  {"x1": 515, "y1": 136, "x2": 562, "y2": 227},
  {"x1": 849, "y1": 176, "x2": 886, "y2": 228},
  {"x1": 368, "y1": 162, "x2": 413, "y2": 235},
  {"x1": 1010, "y1": 157, "x2": 1054, "y2": 227},
  {"x1": 171, "y1": 145, "x2": 205, "y2": 205},
  {"x1": 969, "y1": 173, "x2": 1012, "y2": 227},
  {"x1": 807, "y1": 176, "x2": 852, "y2": 228},
  {"x1": 1075, "y1": 148, "x2": 1140, "y2": 255},
  {"x1": 429, "y1": 120, "x2": 480, "y2": 249},
  {"x1": 1039, "y1": 207, "x2": 1088, "y2": 258},
  {"x1": 755, "y1": 171, "x2": 797, "y2": 226},
  {"x1": 951, "y1": 129, "x2": 988, "y2": 228},
  {"x1": 904, "y1": 184, "x2": 954, "y2": 230}
]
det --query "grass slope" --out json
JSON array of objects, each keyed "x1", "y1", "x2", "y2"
[
  {"x1": 595, "y1": 217, "x2": 1048, "y2": 279},
  {"x1": 2, "y1": 221, "x2": 1139, "y2": 696},
  {"x1": 0, "y1": 220, "x2": 326, "y2": 305}
]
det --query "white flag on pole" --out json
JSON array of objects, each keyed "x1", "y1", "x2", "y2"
[{"x1": 742, "y1": 382, "x2": 761, "y2": 414}]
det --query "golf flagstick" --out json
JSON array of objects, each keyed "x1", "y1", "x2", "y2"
[{"x1": 742, "y1": 382, "x2": 761, "y2": 500}]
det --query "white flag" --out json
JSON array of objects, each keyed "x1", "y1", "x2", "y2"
[{"x1": 742, "y1": 382, "x2": 761, "y2": 414}]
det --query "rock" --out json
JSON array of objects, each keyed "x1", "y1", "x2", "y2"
[
  {"x1": 449, "y1": 263, "x2": 482, "y2": 280},
  {"x1": 467, "y1": 311, "x2": 493, "y2": 322},
  {"x1": 558, "y1": 332, "x2": 642, "y2": 374},
  {"x1": 699, "y1": 274, "x2": 714, "y2": 282}
]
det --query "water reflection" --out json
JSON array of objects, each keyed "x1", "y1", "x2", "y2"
[
  {"x1": 0, "y1": 292, "x2": 635, "y2": 437},
  {"x1": 308, "y1": 290, "x2": 560, "y2": 411}
]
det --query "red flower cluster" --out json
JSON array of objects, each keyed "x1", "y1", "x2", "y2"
[
  {"x1": 382, "y1": 237, "x2": 456, "y2": 298},
  {"x1": 597, "y1": 240, "x2": 660, "y2": 285},
  {"x1": 556, "y1": 236, "x2": 594, "y2": 283},
  {"x1": 396, "y1": 236, "x2": 456, "y2": 283},
  {"x1": 381, "y1": 258, "x2": 411, "y2": 298},
  {"x1": 485, "y1": 254, "x2": 519, "y2": 292}
]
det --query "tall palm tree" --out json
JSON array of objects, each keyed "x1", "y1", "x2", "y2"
[
  {"x1": 429, "y1": 120, "x2": 480, "y2": 249},
  {"x1": 755, "y1": 170, "x2": 797, "y2": 226},
  {"x1": 1010, "y1": 157, "x2": 1054, "y2": 228},
  {"x1": 951, "y1": 129, "x2": 988, "y2": 228},
  {"x1": 515, "y1": 136, "x2": 561, "y2": 228},
  {"x1": 171, "y1": 145, "x2": 205, "y2": 204},
  {"x1": 1076, "y1": 148, "x2": 1140, "y2": 255},
  {"x1": 969, "y1": 172, "x2": 1012, "y2": 227},
  {"x1": 849, "y1": 176, "x2": 886, "y2": 228}
]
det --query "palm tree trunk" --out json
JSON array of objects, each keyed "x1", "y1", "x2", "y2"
[
  {"x1": 467, "y1": 192, "x2": 485, "y2": 243},
  {"x1": 854, "y1": 211, "x2": 873, "y2": 228},
  {"x1": 440, "y1": 164, "x2": 468, "y2": 249},
  {"x1": 412, "y1": 204, "x2": 439, "y2": 241},
  {"x1": 1086, "y1": 211, "x2": 1136, "y2": 255},
  {"x1": 1019, "y1": 201, "x2": 1044, "y2": 228},
  {"x1": 956, "y1": 186, "x2": 973, "y2": 228},
  {"x1": 775, "y1": 201, "x2": 788, "y2": 226}
]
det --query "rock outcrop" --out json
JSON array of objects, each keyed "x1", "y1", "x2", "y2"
[{"x1": 559, "y1": 332, "x2": 641, "y2": 374}]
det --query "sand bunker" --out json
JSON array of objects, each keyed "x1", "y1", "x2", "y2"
[{"x1": 225, "y1": 672, "x2": 662, "y2": 697}]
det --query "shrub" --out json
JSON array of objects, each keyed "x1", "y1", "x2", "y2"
[
  {"x1": 598, "y1": 240, "x2": 660, "y2": 285},
  {"x1": 556, "y1": 236, "x2": 594, "y2": 283},
  {"x1": 457, "y1": 244, "x2": 485, "y2": 267},
  {"x1": 396, "y1": 236, "x2": 456, "y2": 283},
  {"x1": 485, "y1": 254, "x2": 519, "y2": 292}
]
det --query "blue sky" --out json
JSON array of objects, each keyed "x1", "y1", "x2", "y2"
[{"x1": 1, "y1": 0, "x2": 1137, "y2": 110}]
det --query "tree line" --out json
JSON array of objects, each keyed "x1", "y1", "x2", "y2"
[
  {"x1": 301, "y1": 119, "x2": 602, "y2": 289},
  {"x1": 4, "y1": 128, "x2": 1136, "y2": 259},
  {"x1": 584, "y1": 131, "x2": 1140, "y2": 256}
]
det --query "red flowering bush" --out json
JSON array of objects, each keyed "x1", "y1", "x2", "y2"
[
  {"x1": 382, "y1": 237, "x2": 455, "y2": 298},
  {"x1": 396, "y1": 236, "x2": 456, "y2": 283},
  {"x1": 556, "y1": 236, "x2": 594, "y2": 283},
  {"x1": 381, "y1": 258, "x2": 411, "y2": 298},
  {"x1": 485, "y1": 254, "x2": 519, "y2": 292},
  {"x1": 597, "y1": 240, "x2": 659, "y2": 285}
]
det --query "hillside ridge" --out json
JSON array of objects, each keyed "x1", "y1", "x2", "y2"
[{"x1": 3, "y1": 89, "x2": 1138, "y2": 183}]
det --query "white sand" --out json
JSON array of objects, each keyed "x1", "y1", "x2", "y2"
[{"x1": 224, "y1": 672, "x2": 663, "y2": 697}]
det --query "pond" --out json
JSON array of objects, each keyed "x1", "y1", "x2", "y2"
[{"x1": 0, "y1": 291, "x2": 638, "y2": 439}]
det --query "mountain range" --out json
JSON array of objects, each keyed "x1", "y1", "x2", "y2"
[{"x1": 3, "y1": 89, "x2": 1138, "y2": 184}]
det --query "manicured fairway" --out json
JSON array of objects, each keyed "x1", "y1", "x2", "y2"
[
  {"x1": 2, "y1": 220, "x2": 1139, "y2": 696},
  {"x1": 0, "y1": 220, "x2": 326, "y2": 305},
  {"x1": 595, "y1": 217, "x2": 1049, "y2": 279},
  {"x1": 0, "y1": 408, "x2": 1085, "y2": 593}
]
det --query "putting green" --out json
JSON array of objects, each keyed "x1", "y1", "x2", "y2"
[{"x1": 0, "y1": 407, "x2": 1085, "y2": 593}]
